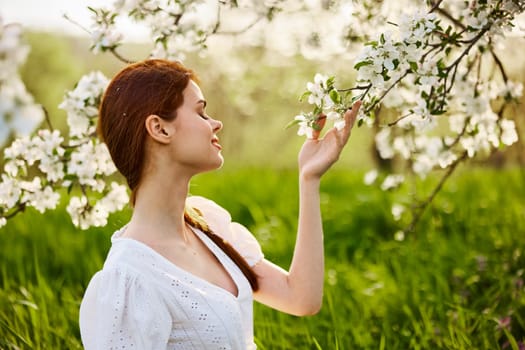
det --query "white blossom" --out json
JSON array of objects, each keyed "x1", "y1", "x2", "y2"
[
  {"x1": 39, "y1": 157, "x2": 65, "y2": 183},
  {"x1": 394, "y1": 230, "x2": 405, "y2": 241},
  {"x1": 500, "y1": 119, "x2": 518, "y2": 146},
  {"x1": 4, "y1": 160, "x2": 24, "y2": 177},
  {"x1": 66, "y1": 196, "x2": 89, "y2": 229},
  {"x1": 326, "y1": 111, "x2": 345, "y2": 130},
  {"x1": 363, "y1": 169, "x2": 378, "y2": 185},
  {"x1": 66, "y1": 184, "x2": 127, "y2": 229},
  {"x1": 333, "y1": 119, "x2": 346, "y2": 131},
  {"x1": 66, "y1": 140, "x2": 116, "y2": 190},
  {"x1": 449, "y1": 114, "x2": 467, "y2": 134},
  {"x1": 393, "y1": 137, "x2": 412, "y2": 160},
  {"x1": 89, "y1": 7, "x2": 123, "y2": 54},
  {"x1": 412, "y1": 154, "x2": 435, "y2": 178},
  {"x1": 294, "y1": 114, "x2": 313, "y2": 139},
  {"x1": 0, "y1": 20, "x2": 30, "y2": 79},
  {"x1": 496, "y1": 80, "x2": 523, "y2": 100},
  {"x1": 0, "y1": 75, "x2": 44, "y2": 146},
  {"x1": 90, "y1": 202, "x2": 111, "y2": 227},
  {"x1": 26, "y1": 185, "x2": 60, "y2": 213},
  {"x1": 375, "y1": 128, "x2": 394, "y2": 159},
  {"x1": 59, "y1": 71, "x2": 109, "y2": 139},
  {"x1": 438, "y1": 150, "x2": 457, "y2": 169},
  {"x1": 391, "y1": 203, "x2": 405, "y2": 221},
  {"x1": 4, "y1": 136, "x2": 31, "y2": 159},
  {"x1": 306, "y1": 73, "x2": 333, "y2": 109},
  {"x1": 381, "y1": 174, "x2": 404, "y2": 191},
  {"x1": 98, "y1": 182, "x2": 129, "y2": 212},
  {"x1": 0, "y1": 174, "x2": 21, "y2": 209},
  {"x1": 460, "y1": 136, "x2": 477, "y2": 158},
  {"x1": 91, "y1": 28, "x2": 123, "y2": 54}
]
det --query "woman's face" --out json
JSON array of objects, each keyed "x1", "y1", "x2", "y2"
[{"x1": 168, "y1": 80, "x2": 224, "y2": 174}]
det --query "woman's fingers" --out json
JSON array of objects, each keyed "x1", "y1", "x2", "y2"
[
  {"x1": 341, "y1": 100, "x2": 362, "y2": 139},
  {"x1": 311, "y1": 114, "x2": 327, "y2": 140},
  {"x1": 311, "y1": 101, "x2": 361, "y2": 141},
  {"x1": 346, "y1": 100, "x2": 362, "y2": 129}
]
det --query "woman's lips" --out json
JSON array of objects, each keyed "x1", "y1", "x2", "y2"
[{"x1": 212, "y1": 137, "x2": 222, "y2": 150}]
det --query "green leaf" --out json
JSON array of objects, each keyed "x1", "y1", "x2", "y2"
[
  {"x1": 326, "y1": 76, "x2": 335, "y2": 88},
  {"x1": 502, "y1": 328, "x2": 519, "y2": 350},
  {"x1": 393, "y1": 58, "x2": 400, "y2": 69},
  {"x1": 299, "y1": 91, "x2": 311, "y2": 102},
  {"x1": 285, "y1": 118, "x2": 301, "y2": 129},
  {"x1": 354, "y1": 60, "x2": 373, "y2": 70},
  {"x1": 63, "y1": 174, "x2": 77, "y2": 182},
  {"x1": 329, "y1": 89, "x2": 341, "y2": 104},
  {"x1": 430, "y1": 109, "x2": 447, "y2": 115},
  {"x1": 409, "y1": 61, "x2": 418, "y2": 72}
]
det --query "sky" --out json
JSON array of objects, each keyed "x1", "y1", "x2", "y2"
[
  {"x1": 0, "y1": 0, "x2": 355, "y2": 59},
  {"x1": 0, "y1": 0, "x2": 147, "y2": 39}
]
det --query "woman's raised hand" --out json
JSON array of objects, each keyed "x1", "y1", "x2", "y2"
[{"x1": 298, "y1": 100, "x2": 362, "y2": 181}]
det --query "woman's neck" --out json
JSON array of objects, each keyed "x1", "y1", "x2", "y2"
[{"x1": 124, "y1": 172, "x2": 191, "y2": 242}]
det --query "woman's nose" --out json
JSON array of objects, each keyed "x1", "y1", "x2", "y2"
[{"x1": 211, "y1": 118, "x2": 223, "y2": 132}]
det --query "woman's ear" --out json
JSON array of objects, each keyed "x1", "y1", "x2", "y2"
[{"x1": 145, "y1": 115, "x2": 173, "y2": 144}]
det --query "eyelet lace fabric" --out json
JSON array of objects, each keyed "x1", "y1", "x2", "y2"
[{"x1": 80, "y1": 196, "x2": 264, "y2": 350}]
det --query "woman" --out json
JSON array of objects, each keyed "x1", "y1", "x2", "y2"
[{"x1": 79, "y1": 59, "x2": 361, "y2": 349}]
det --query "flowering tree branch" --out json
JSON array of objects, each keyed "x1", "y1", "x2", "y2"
[
  {"x1": 292, "y1": 0, "x2": 524, "y2": 233},
  {"x1": 0, "y1": 0, "x2": 524, "y2": 233}
]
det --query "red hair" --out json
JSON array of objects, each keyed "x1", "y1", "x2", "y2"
[
  {"x1": 98, "y1": 59, "x2": 195, "y2": 203},
  {"x1": 98, "y1": 59, "x2": 258, "y2": 291}
]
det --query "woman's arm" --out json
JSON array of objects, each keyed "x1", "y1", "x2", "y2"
[{"x1": 253, "y1": 101, "x2": 362, "y2": 316}]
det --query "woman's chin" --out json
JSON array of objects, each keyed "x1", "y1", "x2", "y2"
[
  {"x1": 202, "y1": 156, "x2": 224, "y2": 173},
  {"x1": 214, "y1": 157, "x2": 224, "y2": 170}
]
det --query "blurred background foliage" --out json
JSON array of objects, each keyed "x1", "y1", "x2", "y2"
[{"x1": 18, "y1": 30, "x2": 525, "y2": 172}]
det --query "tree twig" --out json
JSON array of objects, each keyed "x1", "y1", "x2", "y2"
[
  {"x1": 435, "y1": 7, "x2": 466, "y2": 29},
  {"x1": 387, "y1": 111, "x2": 414, "y2": 127},
  {"x1": 490, "y1": 49, "x2": 508, "y2": 83},
  {"x1": 42, "y1": 106, "x2": 54, "y2": 131},
  {"x1": 428, "y1": 0, "x2": 444, "y2": 13},
  {"x1": 214, "y1": 15, "x2": 265, "y2": 35},
  {"x1": 2, "y1": 202, "x2": 27, "y2": 220},
  {"x1": 110, "y1": 48, "x2": 134, "y2": 64},
  {"x1": 364, "y1": 70, "x2": 410, "y2": 115},
  {"x1": 405, "y1": 151, "x2": 468, "y2": 234}
]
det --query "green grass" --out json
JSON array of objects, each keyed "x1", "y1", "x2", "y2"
[{"x1": 1, "y1": 167, "x2": 524, "y2": 349}]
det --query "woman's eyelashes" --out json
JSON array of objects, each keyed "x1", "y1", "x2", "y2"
[{"x1": 199, "y1": 112, "x2": 209, "y2": 120}]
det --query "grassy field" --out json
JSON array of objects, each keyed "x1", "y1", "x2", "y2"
[{"x1": 0, "y1": 167, "x2": 524, "y2": 349}]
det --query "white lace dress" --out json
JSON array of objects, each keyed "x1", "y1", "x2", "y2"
[{"x1": 79, "y1": 196, "x2": 264, "y2": 350}]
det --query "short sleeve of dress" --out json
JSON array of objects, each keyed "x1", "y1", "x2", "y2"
[
  {"x1": 186, "y1": 196, "x2": 264, "y2": 267},
  {"x1": 79, "y1": 266, "x2": 172, "y2": 350}
]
